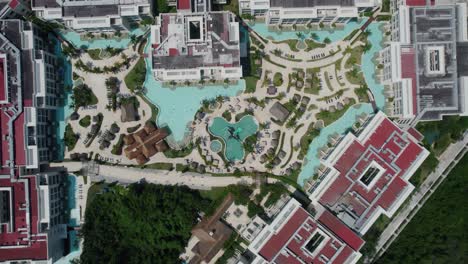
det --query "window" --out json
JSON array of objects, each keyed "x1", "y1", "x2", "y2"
[
  {"x1": 305, "y1": 232, "x2": 325, "y2": 254},
  {"x1": 360, "y1": 166, "x2": 381, "y2": 186}
]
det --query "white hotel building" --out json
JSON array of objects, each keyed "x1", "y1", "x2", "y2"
[
  {"x1": 31, "y1": 0, "x2": 152, "y2": 32},
  {"x1": 150, "y1": 11, "x2": 242, "y2": 82},
  {"x1": 381, "y1": 0, "x2": 468, "y2": 123},
  {"x1": 239, "y1": 0, "x2": 379, "y2": 25}
]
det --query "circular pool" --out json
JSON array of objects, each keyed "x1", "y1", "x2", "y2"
[{"x1": 210, "y1": 140, "x2": 222, "y2": 153}]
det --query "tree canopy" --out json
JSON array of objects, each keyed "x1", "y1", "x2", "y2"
[{"x1": 80, "y1": 182, "x2": 209, "y2": 264}]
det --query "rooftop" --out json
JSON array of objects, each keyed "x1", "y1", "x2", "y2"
[
  {"x1": 311, "y1": 112, "x2": 428, "y2": 234},
  {"x1": 253, "y1": 199, "x2": 363, "y2": 264},
  {"x1": 0, "y1": 176, "x2": 48, "y2": 262},
  {"x1": 152, "y1": 12, "x2": 240, "y2": 71},
  {"x1": 270, "y1": 0, "x2": 355, "y2": 8},
  {"x1": 406, "y1": 4, "x2": 467, "y2": 120}
]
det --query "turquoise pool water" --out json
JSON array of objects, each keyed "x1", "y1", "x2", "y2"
[
  {"x1": 59, "y1": 27, "x2": 146, "y2": 49},
  {"x1": 297, "y1": 22, "x2": 385, "y2": 186},
  {"x1": 297, "y1": 104, "x2": 374, "y2": 185},
  {"x1": 361, "y1": 22, "x2": 385, "y2": 109},
  {"x1": 249, "y1": 18, "x2": 367, "y2": 43},
  {"x1": 54, "y1": 37, "x2": 74, "y2": 161},
  {"x1": 210, "y1": 140, "x2": 222, "y2": 153},
  {"x1": 209, "y1": 115, "x2": 258, "y2": 161},
  {"x1": 142, "y1": 41, "x2": 245, "y2": 145}
]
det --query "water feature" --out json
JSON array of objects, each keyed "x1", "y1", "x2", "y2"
[
  {"x1": 297, "y1": 22, "x2": 385, "y2": 186},
  {"x1": 59, "y1": 27, "x2": 146, "y2": 49},
  {"x1": 142, "y1": 41, "x2": 245, "y2": 146},
  {"x1": 361, "y1": 22, "x2": 385, "y2": 109},
  {"x1": 249, "y1": 18, "x2": 368, "y2": 43},
  {"x1": 209, "y1": 115, "x2": 258, "y2": 161},
  {"x1": 54, "y1": 36, "x2": 74, "y2": 161},
  {"x1": 210, "y1": 140, "x2": 222, "y2": 153},
  {"x1": 297, "y1": 104, "x2": 374, "y2": 185}
]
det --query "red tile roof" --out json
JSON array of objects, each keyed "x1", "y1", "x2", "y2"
[
  {"x1": 405, "y1": 0, "x2": 428, "y2": 6},
  {"x1": 318, "y1": 210, "x2": 364, "y2": 251},
  {"x1": 8, "y1": 0, "x2": 19, "y2": 9},
  {"x1": 318, "y1": 113, "x2": 427, "y2": 232},
  {"x1": 0, "y1": 176, "x2": 48, "y2": 262},
  {"x1": 401, "y1": 48, "x2": 417, "y2": 116},
  {"x1": 177, "y1": 0, "x2": 191, "y2": 10},
  {"x1": 0, "y1": 57, "x2": 5, "y2": 102},
  {"x1": 258, "y1": 206, "x2": 361, "y2": 264}
]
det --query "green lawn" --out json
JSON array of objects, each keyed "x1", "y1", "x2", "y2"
[
  {"x1": 273, "y1": 72, "x2": 283, "y2": 86},
  {"x1": 87, "y1": 49, "x2": 102, "y2": 60},
  {"x1": 124, "y1": 58, "x2": 146, "y2": 92},
  {"x1": 245, "y1": 76, "x2": 258, "y2": 93},
  {"x1": 305, "y1": 39, "x2": 326, "y2": 51},
  {"x1": 298, "y1": 122, "x2": 320, "y2": 160},
  {"x1": 316, "y1": 98, "x2": 356, "y2": 126},
  {"x1": 273, "y1": 39, "x2": 299, "y2": 52},
  {"x1": 376, "y1": 152, "x2": 468, "y2": 264},
  {"x1": 79, "y1": 115, "x2": 91, "y2": 127},
  {"x1": 345, "y1": 46, "x2": 363, "y2": 69}
]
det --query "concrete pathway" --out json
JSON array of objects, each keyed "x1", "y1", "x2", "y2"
[{"x1": 52, "y1": 162, "x2": 257, "y2": 190}]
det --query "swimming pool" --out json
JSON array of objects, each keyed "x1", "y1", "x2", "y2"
[
  {"x1": 209, "y1": 115, "x2": 258, "y2": 161},
  {"x1": 361, "y1": 22, "x2": 385, "y2": 109},
  {"x1": 54, "y1": 36, "x2": 74, "y2": 161},
  {"x1": 249, "y1": 18, "x2": 368, "y2": 43},
  {"x1": 142, "y1": 40, "x2": 245, "y2": 146},
  {"x1": 210, "y1": 140, "x2": 223, "y2": 153},
  {"x1": 59, "y1": 27, "x2": 146, "y2": 49},
  {"x1": 297, "y1": 104, "x2": 374, "y2": 185},
  {"x1": 297, "y1": 22, "x2": 385, "y2": 186}
]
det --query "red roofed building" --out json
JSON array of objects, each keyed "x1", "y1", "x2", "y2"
[
  {"x1": 247, "y1": 199, "x2": 364, "y2": 264},
  {"x1": 0, "y1": 0, "x2": 30, "y2": 20},
  {"x1": 0, "y1": 171, "x2": 68, "y2": 263},
  {"x1": 307, "y1": 112, "x2": 429, "y2": 234},
  {"x1": 0, "y1": 19, "x2": 69, "y2": 263}
]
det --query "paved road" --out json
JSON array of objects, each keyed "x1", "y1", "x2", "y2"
[
  {"x1": 52, "y1": 162, "x2": 256, "y2": 190},
  {"x1": 367, "y1": 131, "x2": 468, "y2": 263}
]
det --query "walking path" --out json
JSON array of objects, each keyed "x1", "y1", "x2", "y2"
[
  {"x1": 52, "y1": 162, "x2": 258, "y2": 190},
  {"x1": 367, "y1": 131, "x2": 468, "y2": 263}
]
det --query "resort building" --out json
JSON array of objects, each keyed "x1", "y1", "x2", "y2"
[
  {"x1": 31, "y1": 0, "x2": 152, "y2": 32},
  {"x1": 246, "y1": 198, "x2": 364, "y2": 264},
  {"x1": 0, "y1": 170, "x2": 69, "y2": 263},
  {"x1": 150, "y1": 11, "x2": 242, "y2": 82},
  {"x1": 239, "y1": 0, "x2": 378, "y2": 25},
  {"x1": 0, "y1": 0, "x2": 30, "y2": 19},
  {"x1": 188, "y1": 194, "x2": 234, "y2": 264},
  {"x1": 0, "y1": 17, "x2": 70, "y2": 263},
  {"x1": 123, "y1": 122, "x2": 169, "y2": 164},
  {"x1": 306, "y1": 111, "x2": 429, "y2": 235},
  {"x1": 381, "y1": 0, "x2": 468, "y2": 124},
  {"x1": 0, "y1": 19, "x2": 63, "y2": 169}
]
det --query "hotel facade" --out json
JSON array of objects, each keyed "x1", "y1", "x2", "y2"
[
  {"x1": 31, "y1": 0, "x2": 152, "y2": 32},
  {"x1": 239, "y1": 0, "x2": 378, "y2": 26},
  {"x1": 381, "y1": 0, "x2": 468, "y2": 124}
]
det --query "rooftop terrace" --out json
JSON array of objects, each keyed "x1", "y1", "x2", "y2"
[{"x1": 152, "y1": 12, "x2": 240, "y2": 71}]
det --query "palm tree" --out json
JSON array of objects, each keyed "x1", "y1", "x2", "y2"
[
  {"x1": 363, "y1": 29, "x2": 372, "y2": 37},
  {"x1": 130, "y1": 34, "x2": 138, "y2": 44},
  {"x1": 310, "y1": 32, "x2": 319, "y2": 40},
  {"x1": 344, "y1": 45, "x2": 353, "y2": 54},
  {"x1": 273, "y1": 48, "x2": 282, "y2": 56},
  {"x1": 105, "y1": 45, "x2": 112, "y2": 53},
  {"x1": 296, "y1": 32, "x2": 305, "y2": 40},
  {"x1": 363, "y1": 43, "x2": 372, "y2": 53},
  {"x1": 350, "y1": 67, "x2": 359, "y2": 77},
  {"x1": 323, "y1": 37, "x2": 331, "y2": 44}
]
